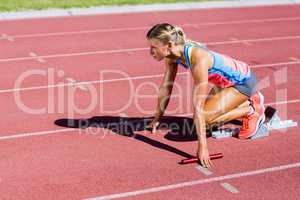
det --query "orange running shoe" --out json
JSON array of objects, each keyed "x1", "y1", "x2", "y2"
[{"x1": 239, "y1": 92, "x2": 265, "y2": 139}]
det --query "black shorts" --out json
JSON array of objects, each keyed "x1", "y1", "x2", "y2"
[{"x1": 233, "y1": 72, "x2": 257, "y2": 98}]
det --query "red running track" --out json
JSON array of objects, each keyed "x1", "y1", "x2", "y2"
[{"x1": 0, "y1": 4, "x2": 300, "y2": 200}]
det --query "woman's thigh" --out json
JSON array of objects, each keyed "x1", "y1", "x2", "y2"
[{"x1": 203, "y1": 87, "x2": 249, "y2": 122}]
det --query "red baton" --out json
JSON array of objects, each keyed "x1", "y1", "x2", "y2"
[{"x1": 179, "y1": 153, "x2": 223, "y2": 164}]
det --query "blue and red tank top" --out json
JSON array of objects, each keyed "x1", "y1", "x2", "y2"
[{"x1": 176, "y1": 41, "x2": 251, "y2": 88}]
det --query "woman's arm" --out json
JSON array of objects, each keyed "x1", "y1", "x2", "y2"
[
  {"x1": 190, "y1": 48, "x2": 213, "y2": 168},
  {"x1": 149, "y1": 59, "x2": 178, "y2": 132}
]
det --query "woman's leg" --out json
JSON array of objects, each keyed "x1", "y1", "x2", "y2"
[
  {"x1": 203, "y1": 87, "x2": 265, "y2": 139},
  {"x1": 202, "y1": 71, "x2": 265, "y2": 138},
  {"x1": 209, "y1": 100, "x2": 250, "y2": 125},
  {"x1": 203, "y1": 87, "x2": 249, "y2": 126}
]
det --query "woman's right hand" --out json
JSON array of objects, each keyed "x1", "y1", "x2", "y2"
[
  {"x1": 197, "y1": 144, "x2": 212, "y2": 168},
  {"x1": 145, "y1": 118, "x2": 160, "y2": 133}
]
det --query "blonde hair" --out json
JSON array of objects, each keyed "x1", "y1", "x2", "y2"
[{"x1": 146, "y1": 23, "x2": 186, "y2": 45}]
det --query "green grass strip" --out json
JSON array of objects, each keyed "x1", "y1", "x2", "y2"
[{"x1": 0, "y1": 0, "x2": 217, "y2": 12}]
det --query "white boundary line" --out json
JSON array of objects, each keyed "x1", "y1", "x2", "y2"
[
  {"x1": 0, "y1": 33, "x2": 14, "y2": 41},
  {"x1": 0, "y1": 47, "x2": 147, "y2": 62},
  {"x1": 266, "y1": 99, "x2": 300, "y2": 106},
  {"x1": 0, "y1": 128, "x2": 76, "y2": 140},
  {"x1": 1, "y1": 17, "x2": 300, "y2": 39},
  {"x1": 207, "y1": 35, "x2": 300, "y2": 45},
  {"x1": 84, "y1": 162, "x2": 300, "y2": 200},
  {"x1": 29, "y1": 52, "x2": 46, "y2": 63},
  {"x1": 220, "y1": 182, "x2": 240, "y2": 193},
  {"x1": 0, "y1": 60, "x2": 299, "y2": 94},
  {"x1": 0, "y1": 71, "x2": 185, "y2": 94},
  {"x1": 177, "y1": 99, "x2": 300, "y2": 117},
  {"x1": 1, "y1": 35, "x2": 300, "y2": 63},
  {"x1": 0, "y1": 99, "x2": 299, "y2": 141},
  {"x1": 196, "y1": 166, "x2": 213, "y2": 176}
]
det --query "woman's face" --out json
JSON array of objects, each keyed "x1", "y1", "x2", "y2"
[{"x1": 147, "y1": 38, "x2": 169, "y2": 61}]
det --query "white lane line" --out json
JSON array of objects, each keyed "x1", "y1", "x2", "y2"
[
  {"x1": 251, "y1": 61, "x2": 300, "y2": 68},
  {"x1": 176, "y1": 99, "x2": 300, "y2": 117},
  {"x1": 29, "y1": 52, "x2": 37, "y2": 57},
  {"x1": 66, "y1": 77, "x2": 88, "y2": 91},
  {"x1": 0, "y1": 98, "x2": 299, "y2": 141},
  {"x1": 195, "y1": 166, "x2": 213, "y2": 176},
  {"x1": 77, "y1": 85, "x2": 88, "y2": 91},
  {"x1": 66, "y1": 77, "x2": 76, "y2": 83},
  {"x1": 0, "y1": 71, "x2": 188, "y2": 93},
  {"x1": 29, "y1": 52, "x2": 46, "y2": 63},
  {"x1": 207, "y1": 35, "x2": 300, "y2": 46},
  {"x1": 0, "y1": 60, "x2": 299, "y2": 94},
  {"x1": 0, "y1": 47, "x2": 147, "y2": 62},
  {"x1": 220, "y1": 183, "x2": 239, "y2": 193},
  {"x1": 3, "y1": 17, "x2": 300, "y2": 39},
  {"x1": 230, "y1": 37, "x2": 253, "y2": 46},
  {"x1": 289, "y1": 57, "x2": 300, "y2": 62},
  {"x1": 266, "y1": 99, "x2": 300, "y2": 106},
  {"x1": 0, "y1": 128, "x2": 75, "y2": 140},
  {"x1": 37, "y1": 58, "x2": 46, "y2": 63},
  {"x1": 1, "y1": 35, "x2": 300, "y2": 62},
  {"x1": 84, "y1": 162, "x2": 300, "y2": 200},
  {"x1": 0, "y1": 33, "x2": 14, "y2": 41}
]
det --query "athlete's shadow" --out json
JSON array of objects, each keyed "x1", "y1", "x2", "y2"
[
  {"x1": 54, "y1": 116, "x2": 198, "y2": 159},
  {"x1": 54, "y1": 116, "x2": 201, "y2": 141},
  {"x1": 55, "y1": 116, "x2": 242, "y2": 160}
]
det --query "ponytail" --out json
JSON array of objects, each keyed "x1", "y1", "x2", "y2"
[{"x1": 146, "y1": 23, "x2": 186, "y2": 45}]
